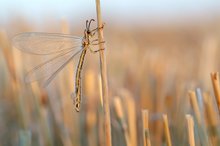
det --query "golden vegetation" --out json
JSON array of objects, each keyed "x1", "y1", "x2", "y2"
[{"x1": 1, "y1": 6, "x2": 220, "y2": 146}]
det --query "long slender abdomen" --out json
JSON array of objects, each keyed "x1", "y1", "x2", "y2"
[{"x1": 74, "y1": 49, "x2": 87, "y2": 112}]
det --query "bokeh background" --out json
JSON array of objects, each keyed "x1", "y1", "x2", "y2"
[{"x1": 1, "y1": 1, "x2": 220, "y2": 146}]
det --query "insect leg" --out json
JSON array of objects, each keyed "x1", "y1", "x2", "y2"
[
  {"x1": 91, "y1": 40, "x2": 105, "y2": 46},
  {"x1": 90, "y1": 39, "x2": 105, "y2": 52},
  {"x1": 90, "y1": 23, "x2": 105, "y2": 36},
  {"x1": 89, "y1": 47, "x2": 105, "y2": 54}
]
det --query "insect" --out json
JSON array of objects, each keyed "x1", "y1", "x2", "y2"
[{"x1": 13, "y1": 19, "x2": 104, "y2": 112}]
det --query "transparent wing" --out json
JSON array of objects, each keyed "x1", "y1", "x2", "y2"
[
  {"x1": 25, "y1": 47, "x2": 83, "y2": 87},
  {"x1": 12, "y1": 32, "x2": 83, "y2": 55}
]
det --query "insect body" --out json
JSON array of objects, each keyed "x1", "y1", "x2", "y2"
[
  {"x1": 74, "y1": 48, "x2": 87, "y2": 112},
  {"x1": 73, "y1": 19, "x2": 104, "y2": 112},
  {"x1": 12, "y1": 19, "x2": 103, "y2": 112}
]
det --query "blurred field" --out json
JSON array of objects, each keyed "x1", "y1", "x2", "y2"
[{"x1": 1, "y1": 10, "x2": 220, "y2": 146}]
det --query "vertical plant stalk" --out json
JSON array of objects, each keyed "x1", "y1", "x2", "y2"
[
  {"x1": 142, "y1": 110, "x2": 151, "y2": 146},
  {"x1": 211, "y1": 72, "x2": 220, "y2": 113},
  {"x1": 186, "y1": 114, "x2": 195, "y2": 146},
  {"x1": 98, "y1": 74, "x2": 103, "y2": 107},
  {"x1": 162, "y1": 114, "x2": 172, "y2": 146},
  {"x1": 114, "y1": 97, "x2": 131, "y2": 146},
  {"x1": 122, "y1": 90, "x2": 137, "y2": 146},
  {"x1": 188, "y1": 91, "x2": 201, "y2": 124},
  {"x1": 203, "y1": 93, "x2": 220, "y2": 145},
  {"x1": 95, "y1": 1, "x2": 112, "y2": 146},
  {"x1": 0, "y1": 31, "x2": 17, "y2": 84},
  {"x1": 188, "y1": 90, "x2": 210, "y2": 146},
  {"x1": 1, "y1": 31, "x2": 29, "y2": 130}
]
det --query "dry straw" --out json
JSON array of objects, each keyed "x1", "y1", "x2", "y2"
[
  {"x1": 203, "y1": 93, "x2": 217, "y2": 127},
  {"x1": 210, "y1": 72, "x2": 220, "y2": 113},
  {"x1": 114, "y1": 97, "x2": 131, "y2": 146},
  {"x1": 188, "y1": 90, "x2": 210, "y2": 145},
  {"x1": 0, "y1": 30, "x2": 17, "y2": 83},
  {"x1": 188, "y1": 90, "x2": 201, "y2": 124},
  {"x1": 162, "y1": 114, "x2": 172, "y2": 146},
  {"x1": 120, "y1": 89, "x2": 137, "y2": 146},
  {"x1": 95, "y1": 0, "x2": 112, "y2": 146},
  {"x1": 142, "y1": 109, "x2": 151, "y2": 146},
  {"x1": 98, "y1": 74, "x2": 103, "y2": 107},
  {"x1": 203, "y1": 92, "x2": 220, "y2": 145},
  {"x1": 186, "y1": 114, "x2": 195, "y2": 146}
]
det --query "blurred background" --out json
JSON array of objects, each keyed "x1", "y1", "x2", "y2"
[{"x1": 1, "y1": 0, "x2": 220, "y2": 146}]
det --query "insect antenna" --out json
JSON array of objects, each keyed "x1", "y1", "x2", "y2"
[
  {"x1": 88, "y1": 19, "x2": 95, "y2": 30},
  {"x1": 86, "y1": 20, "x2": 89, "y2": 30}
]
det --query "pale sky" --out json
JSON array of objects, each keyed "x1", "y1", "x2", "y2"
[{"x1": 1, "y1": 0, "x2": 220, "y2": 25}]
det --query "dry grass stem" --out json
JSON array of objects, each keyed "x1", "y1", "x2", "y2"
[
  {"x1": 203, "y1": 92, "x2": 219, "y2": 145},
  {"x1": 186, "y1": 114, "x2": 195, "y2": 146},
  {"x1": 142, "y1": 109, "x2": 151, "y2": 146},
  {"x1": 203, "y1": 93, "x2": 218, "y2": 128},
  {"x1": 162, "y1": 114, "x2": 172, "y2": 146},
  {"x1": 95, "y1": 0, "x2": 112, "y2": 146},
  {"x1": 121, "y1": 90, "x2": 137, "y2": 146},
  {"x1": 114, "y1": 97, "x2": 123, "y2": 119},
  {"x1": 210, "y1": 72, "x2": 220, "y2": 113},
  {"x1": 188, "y1": 90, "x2": 201, "y2": 124},
  {"x1": 114, "y1": 97, "x2": 131, "y2": 146},
  {"x1": 0, "y1": 30, "x2": 17, "y2": 83},
  {"x1": 98, "y1": 74, "x2": 103, "y2": 107}
]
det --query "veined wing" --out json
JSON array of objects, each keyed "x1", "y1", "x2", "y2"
[
  {"x1": 25, "y1": 47, "x2": 83, "y2": 87},
  {"x1": 12, "y1": 32, "x2": 83, "y2": 55}
]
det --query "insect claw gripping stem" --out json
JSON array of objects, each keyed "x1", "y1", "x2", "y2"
[
  {"x1": 90, "y1": 22, "x2": 105, "y2": 35},
  {"x1": 91, "y1": 38, "x2": 105, "y2": 44},
  {"x1": 90, "y1": 40, "x2": 105, "y2": 53},
  {"x1": 99, "y1": 23, "x2": 105, "y2": 30},
  {"x1": 90, "y1": 48, "x2": 105, "y2": 54}
]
